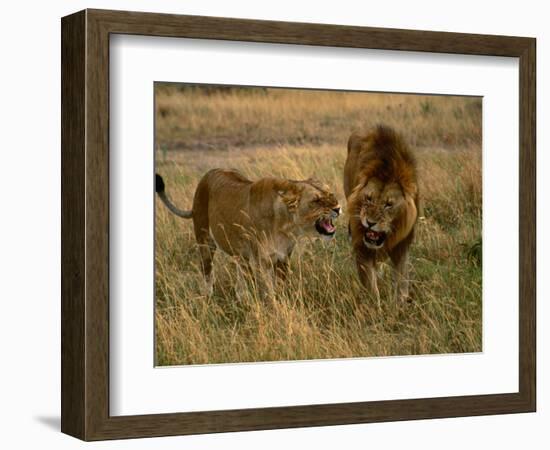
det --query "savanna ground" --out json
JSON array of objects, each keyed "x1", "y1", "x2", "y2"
[{"x1": 155, "y1": 84, "x2": 482, "y2": 366}]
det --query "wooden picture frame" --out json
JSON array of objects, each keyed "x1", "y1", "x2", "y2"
[{"x1": 61, "y1": 9, "x2": 536, "y2": 441}]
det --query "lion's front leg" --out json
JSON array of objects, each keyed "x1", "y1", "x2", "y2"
[
  {"x1": 390, "y1": 245, "x2": 411, "y2": 303},
  {"x1": 355, "y1": 251, "x2": 380, "y2": 307}
]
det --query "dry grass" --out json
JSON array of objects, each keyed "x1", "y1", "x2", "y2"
[
  {"x1": 155, "y1": 85, "x2": 482, "y2": 366},
  {"x1": 156, "y1": 85, "x2": 482, "y2": 151}
]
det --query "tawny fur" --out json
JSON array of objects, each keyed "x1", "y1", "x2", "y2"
[
  {"x1": 344, "y1": 125, "x2": 419, "y2": 303},
  {"x1": 157, "y1": 169, "x2": 340, "y2": 297}
]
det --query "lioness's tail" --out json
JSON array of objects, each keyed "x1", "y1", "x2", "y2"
[{"x1": 155, "y1": 174, "x2": 193, "y2": 219}]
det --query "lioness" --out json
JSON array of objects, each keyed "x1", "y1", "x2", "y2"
[
  {"x1": 344, "y1": 125, "x2": 419, "y2": 304},
  {"x1": 156, "y1": 169, "x2": 340, "y2": 295}
]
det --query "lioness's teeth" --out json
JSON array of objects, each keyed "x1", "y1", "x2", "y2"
[{"x1": 323, "y1": 220, "x2": 335, "y2": 232}]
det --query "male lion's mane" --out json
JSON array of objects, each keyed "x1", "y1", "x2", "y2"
[{"x1": 345, "y1": 125, "x2": 419, "y2": 252}]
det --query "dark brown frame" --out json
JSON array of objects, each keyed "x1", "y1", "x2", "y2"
[{"x1": 61, "y1": 9, "x2": 536, "y2": 441}]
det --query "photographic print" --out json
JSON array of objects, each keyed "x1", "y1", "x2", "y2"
[{"x1": 154, "y1": 83, "x2": 482, "y2": 366}]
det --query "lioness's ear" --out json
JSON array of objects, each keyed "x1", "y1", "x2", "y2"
[
  {"x1": 306, "y1": 176, "x2": 327, "y2": 191},
  {"x1": 277, "y1": 185, "x2": 302, "y2": 211},
  {"x1": 306, "y1": 176, "x2": 319, "y2": 184}
]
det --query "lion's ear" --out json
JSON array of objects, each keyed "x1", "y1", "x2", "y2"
[
  {"x1": 350, "y1": 175, "x2": 368, "y2": 198},
  {"x1": 401, "y1": 193, "x2": 418, "y2": 236},
  {"x1": 356, "y1": 174, "x2": 369, "y2": 190},
  {"x1": 406, "y1": 183, "x2": 418, "y2": 198}
]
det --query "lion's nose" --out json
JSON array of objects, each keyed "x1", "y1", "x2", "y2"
[{"x1": 366, "y1": 220, "x2": 376, "y2": 228}]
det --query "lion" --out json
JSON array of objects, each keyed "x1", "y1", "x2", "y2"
[
  {"x1": 156, "y1": 169, "x2": 340, "y2": 296},
  {"x1": 344, "y1": 125, "x2": 419, "y2": 304}
]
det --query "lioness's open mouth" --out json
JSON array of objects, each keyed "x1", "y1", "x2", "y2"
[
  {"x1": 363, "y1": 230, "x2": 387, "y2": 248},
  {"x1": 315, "y1": 217, "x2": 336, "y2": 236}
]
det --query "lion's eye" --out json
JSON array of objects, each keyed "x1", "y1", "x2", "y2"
[
  {"x1": 365, "y1": 195, "x2": 372, "y2": 203},
  {"x1": 384, "y1": 201, "x2": 393, "y2": 209}
]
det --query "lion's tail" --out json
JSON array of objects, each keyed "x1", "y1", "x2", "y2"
[{"x1": 155, "y1": 174, "x2": 193, "y2": 219}]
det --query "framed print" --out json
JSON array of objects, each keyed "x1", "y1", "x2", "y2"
[
  {"x1": 152, "y1": 84, "x2": 483, "y2": 367},
  {"x1": 61, "y1": 9, "x2": 536, "y2": 441}
]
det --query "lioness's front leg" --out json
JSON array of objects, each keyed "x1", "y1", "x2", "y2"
[
  {"x1": 274, "y1": 259, "x2": 290, "y2": 282},
  {"x1": 248, "y1": 256, "x2": 277, "y2": 302},
  {"x1": 355, "y1": 251, "x2": 380, "y2": 307}
]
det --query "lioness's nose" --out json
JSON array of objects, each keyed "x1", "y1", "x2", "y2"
[{"x1": 332, "y1": 207, "x2": 341, "y2": 216}]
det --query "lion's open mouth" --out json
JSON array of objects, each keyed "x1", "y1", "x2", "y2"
[
  {"x1": 315, "y1": 217, "x2": 336, "y2": 236},
  {"x1": 363, "y1": 230, "x2": 387, "y2": 248}
]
